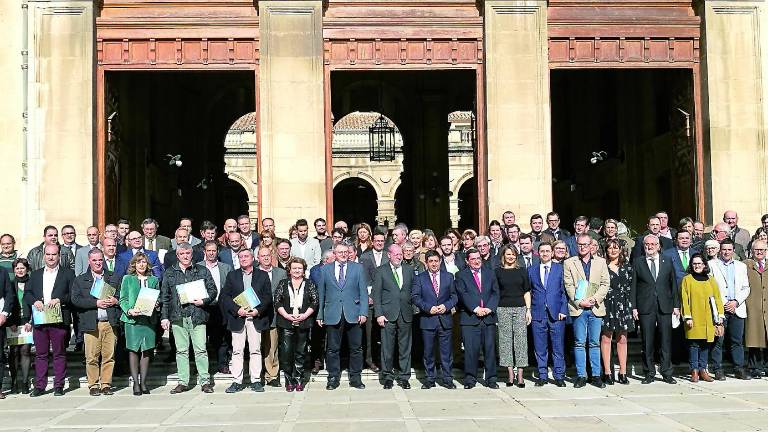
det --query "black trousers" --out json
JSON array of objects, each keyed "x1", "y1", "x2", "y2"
[
  {"x1": 748, "y1": 347, "x2": 768, "y2": 372},
  {"x1": 309, "y1": 320, "x2": 326, "y2": 368},
  {"x1": 638, "y1": 310, "x2": 673, "y2": 377},
  {"x1": 207, "y1": 307, "x2": 231, "y2": 368},
  {"x1": 326, "y1": 320, "x2": 363, "y2": 382},
  {"x1": 278, "y1": 326, "x2": 309, "y2": 384},
  {"x1": 461, "y1": 322, "x2": 497, "y2": 385},
  {"x1": 380, "y1": 317, "x2": 412, "y2": 381}
]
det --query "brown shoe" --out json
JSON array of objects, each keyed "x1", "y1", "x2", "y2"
[
  {"x1": 170, "y1": 384, "x2": 189, "y2": 394},
  {"x1": 690, "y1": 370, "x2": 699, "y2": 383},
  {"x1": 699, "y1": 369, "x2": 714, "y2": 382},
  {"x1": 201, "y1": 384, "x2": 214, "y2": 393},
  {"x1": 101, "y1": 386, "x2": 114, "y2": 395}
]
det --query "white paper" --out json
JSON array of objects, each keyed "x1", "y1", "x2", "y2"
[
  {"x1": 158, "y1": 249, "x2": 168, "y2": 264},
  {"x1": 176, "y1": 279, "x2": 208, "y2": 304},
  {"x1": 672, "y1": 314, "x2": 681, "y2": 329}
]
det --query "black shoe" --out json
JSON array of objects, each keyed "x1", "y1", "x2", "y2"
[
  {"x1": 592, "y1": 378, "x2": 606, "y2": 389},
  {"x1": 383, "y1": 380, "x2": 394, "y2": 389},
  {"x1": 515, "y1": 380, "x2": 526, "y2": 388},
  {"x1": 641, "y1": 375, "x2": 655, "y2": 384},
  {"x1": 326, "y1": 379, "x2": 339, "y2": 390},
  {"x1": 534, "y1": 378, "x2": 547, "y2": 387},
  {"x1": 421, "y1": 382, "x2": 435, "y2": 389},
  {"x1": 442, "y1": 381, "x2": 457, "y2": 389},
  {"x1": 735, "y1": 369, "x2": 752, "y2": 380},
  {"x1": 398, "y1": 380, "x2": 411, "y2": 390},
  {"x1": 750, "y1": 369, "x2": 763, "y2": 379},
  {"x1": 486, "y1": 381, "x2": 499, "y2": 389},
  {"x1": 463, "y1": 382, "x2": 476, "y2": 389},
  {"x1": 574, "y1": 377, "x2": 587, "y2": 388},
  {"x1": 53, "y1": 387, "x2": 64, "y2": 396},
  {"x1": 506, "y1": 382, "x2": 515, "y2": 387},
  {"x1": 555, "y1": 379, "x2": 566, "y2": 387},
  {"x1": 89, "y1": 387, "x2": 101, "y2": 397},
  {"x1": 225, "y1": 383, "x2": 244, "y2": 394},
  {"x1": 617, "y1": 374, "x2": 630, "y2": 385},
  {"x1": 350, "y1": 381, "x2": 366, "y2": 389},
  {"x1": 141, "y1": 387, "x2": 150, "y2": 395},
  {"x1": 101, "y1": 386, "x2": 114, "y2": 396},
  {"x1": 267, "y1": 379, "x2": 281, "y2": 387},
  {"x1": 30, "y1": 388, "x2": 44, "y2": 397},
  {"x1": 21, "y1": 384, "x2": 30, "y2": 395},
  {"x1": 662, "y1": 376, "x2": 677, "y2": 384},
  {"x1": 603, "y1": 374, "x2": 615, "y2": 385},
  {"x1": 251, "y1": 382, "x2": 265, "y2": 393},
  {"x1": 170, "y1": 384, "x2": 189, "y2": 394},
  {"x1": 714, "y1": 369, "x2": 726, "y2": 381}
]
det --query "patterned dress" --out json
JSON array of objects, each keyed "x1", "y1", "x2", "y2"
[{"x1": 603, "y1": 264, "x2": 635, "y2": 332}]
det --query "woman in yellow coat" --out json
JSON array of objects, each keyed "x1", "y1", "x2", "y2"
[{"x1": 681, "y1": 254, "x2": 725, "y2": 383}]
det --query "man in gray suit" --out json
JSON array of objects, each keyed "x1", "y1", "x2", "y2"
[
  {"x1": 316, "y1": 242, "x2": 369, "y2": 389},
  {"x1": 141, "y1": 218, "x2": 172, "y2": 253},
  {"x1": 198, "y1": 240, "x2": 233, "y2": 373},
  {"x1": 372, "y1": 244, "x2": 414, "y2": 389},
  {"x1": 75, "y1": 226, "x2": 102, "y2": 276},
  {"x1": 257, "y1": 246, "x2": 287, "y2": 386}
]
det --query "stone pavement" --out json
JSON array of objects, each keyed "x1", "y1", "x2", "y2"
[{"x1": 1, "y1": 374, "x2": 767, "y2": 432}]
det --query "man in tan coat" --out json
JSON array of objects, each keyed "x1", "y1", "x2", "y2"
[
  {"x1": 745, "y1": 240, "x2": 768, "y2": 378},
  {"x1": 564, "y1": 234, "x2": 610, "y2": 388}
]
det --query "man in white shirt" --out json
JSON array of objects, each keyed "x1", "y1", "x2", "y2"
[
  {"x1": 257, "y1": 246, "x2": 287, "y2": 386},
  {"x1": 290, "y1": 219, "x2": 322, "y2": 270},
  {"x1": 237, "y1": 215, "x2": 258, "y2": 250},
  {"x1": 199, "y1": 240, "x2": 232, "y2": 374}
]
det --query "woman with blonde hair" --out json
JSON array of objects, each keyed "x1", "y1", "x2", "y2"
[
  {"x1": 259, "y1": 230, "x2": 279, "y2": 267},
  {"x1": 119, "y1": 252, "x2": 160, "y2": 396}
]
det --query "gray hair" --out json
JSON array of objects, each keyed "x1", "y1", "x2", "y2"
[
  {"x1": 474, "y1": 235, "x2": 490, "y2": 246},
  {"x1": 88, "y1": 247, "x2": 104, "y2": 258},
  {"x1": 393, "y1": 223, "x2": 409, "y2": 236},
  {"x1": 402, "y1": 241, "x2": 415, "y2": 250},
  {"x1": 176, "y1": 242, "x2": 193, "y2": 252},
  {"x1": 141, "y1": 218, "x2": 159, "y2": 228}
]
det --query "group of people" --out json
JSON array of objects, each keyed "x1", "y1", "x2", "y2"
[{"x1": 0, "y1": 209, "x2": 767, "y2": 398}]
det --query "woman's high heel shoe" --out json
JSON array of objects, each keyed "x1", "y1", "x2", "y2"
[
  {"x1": 617, "y1": 374, "x2": 629, "y2": 385},
  {"x1": 133, "y1": 383, "x2": 142, "y2": 396}
]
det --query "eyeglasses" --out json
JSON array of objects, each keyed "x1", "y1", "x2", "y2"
[
  {"x1": 62, "y1": 232, "x2": 75, "y2": 236},
  {"x1": 754, "y1": 248, "x2": 767, "y2": 252},
  {"x1": 127, "y1": 237, "x2": 141, "y2": 241}
]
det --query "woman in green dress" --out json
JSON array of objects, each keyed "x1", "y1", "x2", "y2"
[{"x1": 119, "y1": 253, "x2": 160, "y2": 396}]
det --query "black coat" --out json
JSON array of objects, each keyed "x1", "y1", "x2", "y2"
[
  {"x1": 630, "y1": 255, "x2": 679, "y2": 315},
  {"x1": 70, "y1": 270, "x2": 122, "y2": 331},
  {"x1": 0, "y1": 267, "x2": 14, "y2": 326},
  {"x1": 273, "y1": 278, "x2": 319, "y2": 329},
  {"x1": 219, "y1": 268, "x2": 273, "y2": 332},
  {"x1": 372, "y1": 263, "x2": 415, "y2": 323},
  {"x1": 160, "y1": 263, "x2": 218, "y2": 325},
  {"x1": 630, "y1": 234, "x2": 674, "y2": 261},
  {"x1": 23, "y1": 267, "x2": 76, "y2": 327}
]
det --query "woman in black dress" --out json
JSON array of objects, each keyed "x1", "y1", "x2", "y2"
[{"x1": 600, "y1": 238, "x2": 634, "y2": 385}]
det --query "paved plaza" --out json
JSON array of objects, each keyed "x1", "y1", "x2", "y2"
[{"x1": 2, "y1": 373, "x2": 767, "y2": 432}]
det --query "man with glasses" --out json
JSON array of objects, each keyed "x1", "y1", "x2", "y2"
[
  {"x1": 698, "y1": 222, "x2": 747, "y2": 261},
  {"x1": 141, "y1": 218, "x2": 171, "y2": 253},
  {"x1": 118, "y1": 231, "x2": 163, "y2": 277},
  {"x1": 544, "y1": 212, "x2": 570, "y2": 241},
  {"x1": 709, "y1": 239, "x2": 751, "y2": 380},
  {"x1": 59, "y1": 225, "x2": 82, "y2": 258},
  {"x1": 630, "y1": 216, "x2": 674, "y2": 260},
  {"x1": 26, "y1": 226, "x2": 75, "y2": 271},
  {"x1": 745, "y1": 240, "x2": 768, "y2": 378},
  {"x1": 316, "y1": 242, "x2": 369, "y2": 390}
]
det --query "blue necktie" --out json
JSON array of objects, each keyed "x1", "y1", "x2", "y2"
[
  {"x1": 338, "y1": 262, "x2": 346, "y2": 287},
  {"x1": 543, "y1": 265, "x2": 550, "y2": 286}
]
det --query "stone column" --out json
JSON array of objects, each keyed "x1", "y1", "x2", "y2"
[
  {"x1": 258, "y1": 0, "x2": 325, "y2": 236},
  {"x1": 701, "y1": 1, "x2": 768, "y2": 229},
  {"x1": 18, "y1": 0, "x2": 94, "y2": 249},
  {"x1": 483, "y1": 0, "x2": 551, "y2": 223}
]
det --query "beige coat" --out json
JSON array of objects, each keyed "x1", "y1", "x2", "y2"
[
  {"x1": 563, "y1": 255, "x2": 610, "y2": 317},
  {"x1": 744, "y1": 259, "x2": 768, "y2": 348}
]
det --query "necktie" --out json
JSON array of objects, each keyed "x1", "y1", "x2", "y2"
[
  {"x1": 759, "y1": 261, "x2": 765, "y2": 273},
  {"x1": 393, "y1": 267, "x2": 401, "y2": 288},
  {"x1": 149, "y1": 238, "x2": 155, "y2": 251},
  {"x1": 650, "y1": 258, "x2": 657, "y2": 281},
  {"x1": 107, "y1": 259, "x2": 114, "y2": 272},
  {"x1": 681, "y1": 250, "x2": 688, "y2": 271},
  {"x1": 526, "y1": 257, "x2": 531, "y2": 268},
  {"x1": 431, "y1": 272, "x2": 439, "y2": 295},
  {"x1": 338, "y1": 262, "x2": 346, "y2": 287},
  {"x1": 472, "y1": 270, "x2": 484, "y2": 307},
  {"x1": 544, "y1": 265, "x2": 550, "y2": 286}
]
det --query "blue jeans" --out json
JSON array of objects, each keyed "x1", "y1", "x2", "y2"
[
  {"x1": 688, "y1": 339, "x2": 710, "y2": 371},
  {"x1": 572, "y1": 309, "x2": 602, "y2": 378},
  {"x1": 711, "y1": 313, "x2": 745, "y2": 370}
]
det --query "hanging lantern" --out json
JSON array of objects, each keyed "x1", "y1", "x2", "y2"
[{"x1": 368, "y1": 114, "x2": 396, "y2": 162}]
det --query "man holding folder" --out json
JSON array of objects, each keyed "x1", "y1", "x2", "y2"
[
  {"x1": 563, "y1": 234, "x2": 610, "y2": 388},
  {"x1": 160, "y1": 243, "x2": 218, "y2": 394}
]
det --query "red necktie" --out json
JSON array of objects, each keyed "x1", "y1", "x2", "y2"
[
  {"x1": 473, "y1": 270, "x2": 483, "y2": 307},
  {"x1": 431, "y1": 272, "x2": 439, "y2": 295},
  {"x1": 759, "y1": 261, "x2": 765, "y2": 273}
]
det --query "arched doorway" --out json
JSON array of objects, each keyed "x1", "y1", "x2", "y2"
[
  {"x1": 333, "y1": 177, "x2": 378, "y2": 228},
  {"x1": 457, "y1": 177, "x2": 478, "y2": 231}
]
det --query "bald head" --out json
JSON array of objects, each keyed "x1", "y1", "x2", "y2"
[
  {"x1": 643, "y1": 234, "x2": 660, "y2": 257},
  {"x1": 388, "y1": 243, "x2": 404, "y2": 267},
  {"x1": 723, "y1": 210, "x2": 738, "y2": 229}
]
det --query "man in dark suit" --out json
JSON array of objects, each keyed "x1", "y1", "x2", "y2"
[
  {"x1": 528, "y1": 242, "x2": 568, "y2": 387},
  {"x1": 308, "y1": 250, "x2": 335, "y2": 374},
  {"x1": 359, "y1": 232, "x2": 387, "y2": 373},
  {"x1": 630, "y1": 234, "x2": 680, "y2": 384},
  {"x1": 60, "y1": 225, "x2": 83, "y2": 258},
  {"x1": 119, "y1": 231, "x2": 163, "y2": 277},
  {"x1": 198, "y1": 240, "x2": 233, "y2": 374},
  {"x1": 162, "y1": 228, "x2": 190, "y2": 270},
  {"x1": 24, "y1": 244, "x2": 76, "y2": 396},
  {"x1": 219, "y1": 248, "x2": 273, "y2": 393},
  {"x1": 518, "y1": 234, "x2": 540, "y2": 270},
  {"x1": 543, "y1": 211, "x2": 571, "y2": 241},
  {"x1": 0, "y1": 266, "x2": 14, "y2": 399},
  {"x1": 455, "y1": 248, "x2": 500, "y2": 389},
  {"x1": 141, "y1": 218, "x2": 172, "y2": 253},
  {"x1": 372, "y1": 244, "x2": 414, "y2": 389},
  {"x1": 630, "y1": 216, "x2": 674, "y2": 261},
  {"x1": 412, "y1": 250, "x2": 458, "y2": 389},
  {"x1": 257, "y1": 246, "x2": 287, "y2": 387},
  {"x1": 662, "y1": 230, "x2": 698, "y2": 289},
  {"x1": 316, "y1": 242, "x2": 369, "y2": 390},
  {"x1": 70, "y1": 248, "x2": 122, "y2": 396}
]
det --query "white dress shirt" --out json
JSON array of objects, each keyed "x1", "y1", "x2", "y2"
[
  {"x1": 646, "y1": 255, "x2": 658, "y2": 279},
  {"x1": 539, "y1": 262, "x2": 551, "y2": 285},
  {"x1": 43, "y1": 265, "x2": 59, "y2": 304},
  {"x1": 206, "y1": 261, "x2": 222, "y2": 293},
  {"x1": 390, "y1": 264, "x2": 403, "y2": 289},
  {"x1": 373, "y1": 250, "x2": 383, "y2": 267}
]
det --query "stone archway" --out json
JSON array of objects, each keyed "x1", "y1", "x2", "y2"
[
  {"x1": 447, "y1": 111, "x2": 476, "y2": 228},
  {"x1": 223, "y1": 112, "x2": 259, "y2": 223},
  {"x1": 332, "y1": 111, "x2": 404, "y2": 227}
]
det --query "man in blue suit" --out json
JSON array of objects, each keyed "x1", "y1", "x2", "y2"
[
  {"x1": 662, "y1": 230, "x2": 698, "y2": 288},
  {"x1": 528, "y1": 242, "x2": 568, "y2": 387},
  {"x1": 413, "y1": 250, "x2": 459, "y2": 389},
  {"x1": 316, "y1": 242, "x2": 369, "y2": 390},
  {"x1": 118, "y1": 231, "x2": 163, "y2": 277},
  {"x1": 455, "y1": 248, "x2": 500, "y2": 389}
]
